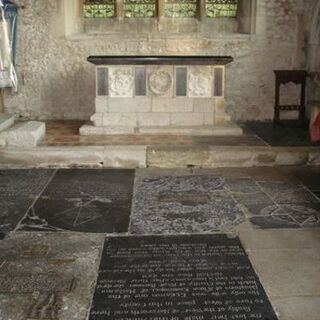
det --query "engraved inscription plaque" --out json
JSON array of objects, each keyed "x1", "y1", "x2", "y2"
[{"x1": 89, "y1": 235, "x2": 278, "y2": 320}]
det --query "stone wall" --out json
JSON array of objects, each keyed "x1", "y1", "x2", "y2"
[
  {"x1": 306, "y1": 0, "x2": 320, "y2": 102},
  {"x1": 3, "y1": 0, "x2": 313, "y2": 121}
]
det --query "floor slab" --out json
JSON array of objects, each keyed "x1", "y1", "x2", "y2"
[
  {"x1": 18, "y1": 169, "x2": 135, "y2": 233},
  {"x1": 0, "y1": 169, "x2": 54, "y2": 232},
  {"x1": 130, "y1": 174, "x2": 246, "y2": 234},
  {"x1": 239, "y1": 228, "x2": 320, "y2": 298},
  {"x1": 131, "y1": 170, "x2": 320, "y2": 234},
  {"x1": 89, "y1": 234, "x2": 278, "y2": 320},
  {"x1": 0, "y1": 232, "x2": 105, "y2": 320},
  {"x1": 271, "y1": 296, "x2": 320, "y2": 320},
  {"x1": 244, "y1": 121, "x2": 314, "y2": 147}
]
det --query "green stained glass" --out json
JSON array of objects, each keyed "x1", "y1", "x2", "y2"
[
  {"x1": 206, "y1": 0, "x2": 238, "y2": 18},
  {"x1": 83, "y1": 0, "x2": 115, "y2": 18},
  {"x1": 124, "y1": 0, "x2": 156, "y2": 17},
  {"x1": 165, "y1": 0, "x2": 197, "y2": 18}
]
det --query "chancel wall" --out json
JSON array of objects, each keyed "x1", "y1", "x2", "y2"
[{"x1": 3, "y1": 0, "x2": 314, "y2": 121}]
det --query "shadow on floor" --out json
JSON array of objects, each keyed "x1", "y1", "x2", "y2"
[{"x1": 244, "y1": 121, "x2": 314, "y2": 147}]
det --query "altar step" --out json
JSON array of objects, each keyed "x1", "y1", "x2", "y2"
[
  {"x1": 0, "y1": 145, "x2": 318, "y2": 169},
  {"x1": 0, "y1": 114, "x2": 14, "y2": 132},
  {"x1": 80, "y1": 124, "x2": 243, "y2": 136},
  {"x1": 139, "y1": 124, "x2": 243, "y2": 136},
  {"x1": 0, "y1": 121, "x2": 46, "y2": 147}
]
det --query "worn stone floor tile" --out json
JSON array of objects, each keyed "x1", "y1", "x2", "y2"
[
  {"x1": 232, "y1": 192, "x2": 275, "y2": 216},
  {"x1": 244, "y1": 121, "x2": 312, "y2": 147},
  {"x1": 239, "y1": 228, "x2": 320, "y2": 250},
  {"x1": 0, "y1": 232, "x2": 105, "y2": 320},
  {"x1": 249, "y1": 215, "x2": 301, "y2": 229},
  {"x1": 271, "y1": 296, "x2": 320, "y2": 320},
  {"x1": 225, "y1": 177, "x2": 260, "y2": 193},
  {"x1": 135, "y1": 167, "x2": 296, "y2": 182},
  {"x1": 280, "y1": 166, "x2": 320, "y2": 190},
  {"x1": 0, "y1": 169, "x2": 54, "y2": 232},
  {"x1": 248, "y1": 202, "x2": 320, "y2": 229},
  {"x1": 286, "y1": 204, "x2": 320, "y2": 226},
  {"x1": 0, "y1": 169, "x2": 54, "y2": 197},
  {"x1": 244, "y1": 247, "x2": 320, "y2": 297},
  {"x1": 18, "y1": 169, "x2": 135, "y2": 233},
  {"x1": 130, "y1": 175, "x2": 246, "y2": 234},
  {"x1": 258, "y1": 181, "x2": 320, "y2": 204}
]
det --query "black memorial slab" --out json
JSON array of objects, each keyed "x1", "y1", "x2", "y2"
[
  {"x1": 0, "y1": 169, "x2": 54, "y2": 232},
  {"x1": 89, "y1": 234, "x2": 279, "y2": 320},
  {"x1": 18, "y1": 169, "x2": 135, "y2": 233}
]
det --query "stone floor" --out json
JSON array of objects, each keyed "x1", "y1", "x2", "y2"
[
  {"x1": 41, "y1": 120, "x2": 318, "y2": 147},
  {"x1": 245, "y1": 121, "x2": 315, "y2": 147},
  {"x1": 0, "y1": 166, "x2": 319, "y2": 319},
  {"x1": 41, "y1": 121, "x2": 268, "y2": 147}
]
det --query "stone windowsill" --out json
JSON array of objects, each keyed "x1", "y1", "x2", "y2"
[{"x1": 66, "y1": 32, "x2": 253, "y2": 42}]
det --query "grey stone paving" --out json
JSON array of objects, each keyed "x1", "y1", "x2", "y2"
[
  {"x1": 130, "y1": 174, "x2": 247, "y2": 234},
  {"x1": 0, "y1": 168, "x2": 319, "y2": 233},
  {"x1": 18, "y1": 169, "x2": 135, "y2": 233},
  {"x1": 0, "y1": 232, "x2": 104, "y2": 320},
  {"x1": 0, "y1": 167, "x2": 319, "y2": 320},
  {"x1": 225, "y1": 178, "x2": 320, "y2": 229},
  {"x1": 130, "y1": 172, "x2": 320, "y2": 234},
  {"x1": 0, "y1": 169, "x2": 54, "y2": 232}
]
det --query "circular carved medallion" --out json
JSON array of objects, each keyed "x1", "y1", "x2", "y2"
[{"x1": 148, "y1": 70, "x2": 172, "y2": 95}]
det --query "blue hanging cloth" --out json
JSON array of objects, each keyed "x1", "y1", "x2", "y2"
[{"x1": 0, "y1": 0, "x2": 18, "y2": 90}]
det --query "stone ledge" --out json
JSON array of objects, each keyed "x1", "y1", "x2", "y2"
[
  {"x1": 139, "y1": 124, "x2": 243, "y2": 136},
  {"x1": 147, "y1": 146, "x2": 320, "y2": 168},
  {"x1": 0, "y1": 121, "x2": 45, "y2": 147},
  {"x1": 0, "y1": 146, "x2": 147, "y2": 168},
  {"x1": 0, "y1": 114, "x2": 14, "y2": 132},
  {"x1": 80, "y1": 125, "x2": 135, "y2": 135},
  {"x1": 0, "y1": 145, "x2": 318, "y2": 169},
  {"x1": 80, "y1": 123, "x2": 243, "y2": 136}
]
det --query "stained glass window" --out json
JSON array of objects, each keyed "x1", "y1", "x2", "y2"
[
  {"x1": 165, "y1": 0, "x2": 197, "y2": 18},
  {"x1": 124, "y1": 0, "x2": 156, "y2": 17},
  {"x1": 206, "y1": 0, "x2": 238, "y2": 18},
  {"x1": 83, "y1": 0, "x2": 115, "y2": 18},
  {"x1": 83, "y1": 0, "x2": 238, "y2": 19}
]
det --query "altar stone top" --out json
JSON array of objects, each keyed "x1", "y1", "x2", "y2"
[{"x1": 87, "y1": 56, "x2": 233, "y2": 66}]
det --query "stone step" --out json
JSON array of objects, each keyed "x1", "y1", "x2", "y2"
[
  {"x1": 80, "y1": 124, "x2": 243, "y2": 136},
  {"x1": 0, "y1": 114, "x2": 14, "y2": 132},
  {"x1": 139, "y1": 124, "x2": 243, "y2": 136},
  {"x1": 0, "y1": 145, "x2": 318, "y2": 169},
  {"x1": 0, "y1": 121, "x2": 46, "y2": 147},
  {"x1": 80, "y1": 124, "x2": 135, "y2": 135}
]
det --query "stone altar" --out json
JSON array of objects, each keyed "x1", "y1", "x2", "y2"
[{"x1": 80, "y1": 56, "x2": 243, "y2": 136}]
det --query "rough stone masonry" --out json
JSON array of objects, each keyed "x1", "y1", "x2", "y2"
[{"x1": 3, "y1": 0, "x2": 317, "y2": 122}]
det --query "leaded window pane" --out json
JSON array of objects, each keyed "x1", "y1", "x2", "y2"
[
  {"x1": 83, "y1": 0, "x2": 115, "y2": 18},
  {"x1": 165, "y1": 0, "x2": 197, "y2": 18},
  {"x1": 206, "y1": 0, "x2": 238, "y2": 18},
  {"x1": 124, "y1": 0, "x2": 156, "y2": 17}
]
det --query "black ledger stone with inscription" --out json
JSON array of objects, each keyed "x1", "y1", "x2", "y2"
[{"x1": 89, "y1": 234, "x2": 278, "y2": 320}]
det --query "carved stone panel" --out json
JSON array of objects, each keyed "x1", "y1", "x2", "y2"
[
  {"x1": 188, "y1": 66, "x2": 212, "y2": 98},
  {"x1": 148, "y1": 66, "x2": 173, "y2": 97},
  {"x1": 109, "y1": 67, "x2": 134, "y2": 98}
]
